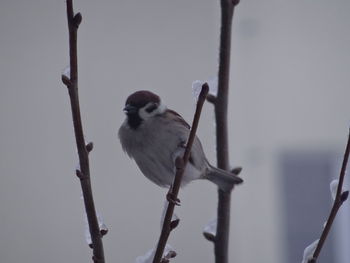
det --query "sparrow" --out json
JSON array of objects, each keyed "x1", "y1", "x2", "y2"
[{"x1": 118, "y1": 90, "x2": 243, "y2": 192}]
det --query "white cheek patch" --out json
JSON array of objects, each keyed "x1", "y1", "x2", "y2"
[
  {"x1": 139, "y1": 102, "x2": 167, "y2": 120},
  {"x1": 156, "y1": 103, "x2": 166, "y2": 114}
]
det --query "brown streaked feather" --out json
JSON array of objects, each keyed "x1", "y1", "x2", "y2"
[
  {"x1": 165, "y1": 109, "x2": 196, "y2": 166},
  {"x1": 125, "y1": 90, "x2": 160, "y2": 108},
  {"x1": 165, "y1": 109, "x2": 191, "y2": 129}
]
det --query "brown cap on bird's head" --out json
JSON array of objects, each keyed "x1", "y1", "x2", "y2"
[{"x1": 125, "y1": 90, "x2": 160, "y2": 109}]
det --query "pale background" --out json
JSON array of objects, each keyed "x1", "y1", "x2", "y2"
[{"x1": 0, "y1": 0, "x2": 349, "y2": 262}]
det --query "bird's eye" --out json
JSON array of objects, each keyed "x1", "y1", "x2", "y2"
[{"x1": 145, "y1": 103, "x2": 158, "y2": 113}]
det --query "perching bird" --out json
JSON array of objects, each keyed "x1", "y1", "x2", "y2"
[{"x1": 118, "y1": 90, "x2": 243, "y2": 192}]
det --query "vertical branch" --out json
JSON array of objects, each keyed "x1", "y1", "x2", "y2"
[
  {"x1": 211, "y1": 0, "x2": 240, "y2": 263},
  {"x1": 308, "y1": 130, "x2": 350, "y2": 263},
  {"x1": 152, "y1": 85, "x2": 209, "y2": 263},
  {"x1": 62, "y1": 1, "x2": 105, "y2": 262}
]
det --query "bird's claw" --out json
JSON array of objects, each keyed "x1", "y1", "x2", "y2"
[{"x1": 166, "y1": 192, "x2": 181, "y2": 206}]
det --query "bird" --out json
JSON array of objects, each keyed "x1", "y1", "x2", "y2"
[{"x1": 118, "y1": 90, "x2": 243, "y2": 192}]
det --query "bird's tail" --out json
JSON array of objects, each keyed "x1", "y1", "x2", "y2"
[{"x1": 205, "y1": 164, "x2": 243, "y2": 192}]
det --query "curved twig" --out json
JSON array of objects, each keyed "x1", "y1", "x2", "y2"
[
  {"x1": 152, "y1": 84, "x2": 209, "y2": 263},
  {"x1": 62, "y1": 1, "x2": 105, "y2": 262},
  {"x1": 308, "y1": 130, "x2": 350, "y2": 263}
]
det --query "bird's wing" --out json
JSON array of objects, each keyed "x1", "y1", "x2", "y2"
[
  {"x1": 164, "y1": 109, "x2": 207, "y2": 171},
  {"x1": 165, "y1": 109, "x2": 191, "y2": 129}
]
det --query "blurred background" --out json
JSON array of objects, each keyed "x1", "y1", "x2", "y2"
[{"x1": 0, "y1": 0, "x2": 349, "y2": 262}]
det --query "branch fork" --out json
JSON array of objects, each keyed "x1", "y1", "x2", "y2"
[
  {"x1": 206, "y1": 1, "x2": 241, "y2": 263},
  {"x1": 206, "y1": 94, "x2": 217, "y2": 105}
]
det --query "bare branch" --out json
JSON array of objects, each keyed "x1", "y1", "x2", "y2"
[
  {"x1": 209, "y1": 0, "x2": 240, "y2": 263},
  {"x1": 308, "y1": 130, "x2": 350, "y2": 263},
  {"x1": 206, "y1": 94, "x2": 217, "y2": 105},
  {"x1": 63, "y1": 1, "x2": 105, "y2": 262},
  {"x1": 152, "y1": 84, "x2": 209, "y2": 263}
]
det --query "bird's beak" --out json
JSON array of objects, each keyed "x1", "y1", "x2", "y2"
[{"x1": 123, "y1": 104, "x2": 138, "y2": 115}]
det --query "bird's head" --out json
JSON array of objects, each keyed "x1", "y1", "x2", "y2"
[{"x1": 123, "y1": 90, "x2": 166, "y2": 129}]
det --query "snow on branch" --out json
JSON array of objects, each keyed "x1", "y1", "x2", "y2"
[
  {"x1": 61, "y1": 1, "x2": 105, "y2": 262},
  {"x1": 305, "y1": 130, "x2": 350, "y2": 263}
]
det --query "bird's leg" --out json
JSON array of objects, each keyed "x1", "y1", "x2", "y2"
[{"x1": 166, "y1": 185, "x2": 181, "y2": 206}]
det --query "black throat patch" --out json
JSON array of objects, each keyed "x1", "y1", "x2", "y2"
[
  {"x1": 124, "y1": 90, "x2": 161, "y2": 129},
  {"x1": 127, "y1": 112, "x2": 143, "y2": 129}
]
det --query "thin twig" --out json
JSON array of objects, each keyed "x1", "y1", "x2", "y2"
[
  {"x1": 206, "y1": 94, "x2": 217, "y2": 105},
  {"x1": 211, "y1": 1, "x2": 240, "y2": 263},
  {"x1": 152, "y1": 84, "x2": 209, "y2": 263},
  {"x1": 308, "y1": 130, "x2": 350, "y2": 263},
  {"x1": 62, "y1": 1, "x2": 105, "y2": 262}
]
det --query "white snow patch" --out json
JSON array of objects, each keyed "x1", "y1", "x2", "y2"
[
  {"x1": 192, "y1": 76, "x2": 218, "y2": 100},
  {"x1": 160, "y1": 200, "x2": 178, "y2": 229},
  {"x1": 62, "y1": 66, "x2": 70, "y2": 78},
  {"x1": 83, "y1": 209, "x2": 107, "y2": 245},
  {"x1": 330, "y1": 179, "x2": 339, "y2": 200},
  {"x1": 301, "y1": 239, "x2": 319, "y2": 263},
  {"x1": 203, "y1": 218, "x2": 217, "y2": 236},
  {"x1": 84, "y1": 212, "x2": 92, "y2": 245},
  {"x1": 135, "y1": 244, "x2": 175, "y2": 263}
]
